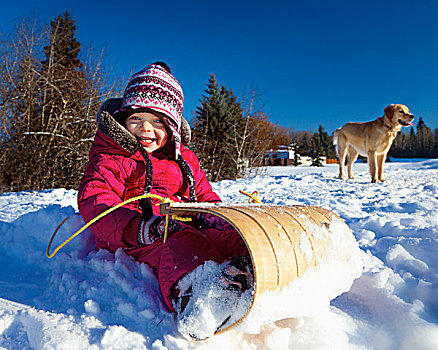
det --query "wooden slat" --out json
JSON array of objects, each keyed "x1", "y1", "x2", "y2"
[{"x1": 160, "y1": 203, "x2": 352, "y2": 336}]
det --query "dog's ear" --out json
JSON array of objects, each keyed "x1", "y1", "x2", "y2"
[{"x1": 384, "y1": 104, "x2": 395, "y2": 119}]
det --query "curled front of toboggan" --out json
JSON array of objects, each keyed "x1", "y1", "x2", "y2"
[{"x1": 160, "y1": 202, "x2": 362, "y2": 337}]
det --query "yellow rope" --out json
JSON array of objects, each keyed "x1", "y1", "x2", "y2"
[
  {"x1": 46, "y1": 194, "x2": 190, "y2": 259},
  {"x1": 48, "y1": 190, "x2": 262, "y2": 259},
  {"x1": 239, "y1": 190, "x2": 262, "y2": 203}
]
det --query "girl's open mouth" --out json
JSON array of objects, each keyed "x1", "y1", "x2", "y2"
[{"x1": 137, "y1": 136, "x2": 157, "y2": 145}]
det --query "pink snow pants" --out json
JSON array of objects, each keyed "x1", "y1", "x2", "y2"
[{"x1": 127, "y1": 226, "x2": 249, "y2": 312}]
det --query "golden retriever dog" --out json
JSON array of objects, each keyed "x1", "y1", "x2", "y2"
[{"x1": 333, "y1": 104, "x2": 414, "y2": 183}]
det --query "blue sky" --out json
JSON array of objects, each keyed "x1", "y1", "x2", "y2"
[{"x1": 1, "y1": 0, "x2": 438, "y2": 133}]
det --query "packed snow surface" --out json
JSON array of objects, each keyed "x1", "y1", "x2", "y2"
[{"x1": 1, "y1": 159, "x2": 438, "y2": 349}]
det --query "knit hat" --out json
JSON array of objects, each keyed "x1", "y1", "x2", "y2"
[
  {"x1": 118, "y1": 62, "x2": 184, "y2": 159},
  {"x1": 117, "y1": 62, "x2": 197, "y2": 203}
]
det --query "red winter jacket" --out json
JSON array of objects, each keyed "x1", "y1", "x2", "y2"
[
  {"x1": 77, "y1": 99, "x2": 221, "y2": 253},
  {"x1": 77, "y1": 99, "x2": 248, "y2": 312}
]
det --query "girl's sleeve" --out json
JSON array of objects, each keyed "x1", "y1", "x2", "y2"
[
  {"x1": 191, "y1": 153, "x2": 222, "y2": 203},
  {"x1": 77, "y1": 154, "x2": 141, "y2": 248}
]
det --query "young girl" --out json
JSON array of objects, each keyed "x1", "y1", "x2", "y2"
[{"x1": 78, "y1": 62, "x2": 253, "y2": 339}]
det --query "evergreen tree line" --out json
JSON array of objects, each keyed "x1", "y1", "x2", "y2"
[
  {"x1": 390, "y1": 117, "x2": 438, "y2": 158},
  {"x1": 1, "y1": 13, "x2": 437, "y2": 192},
  {"x1": 292, "y1": 125, "x2": 335, "y2": 167}
]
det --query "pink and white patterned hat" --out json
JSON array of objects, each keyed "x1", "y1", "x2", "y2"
[{"x1": 119, "y1": 62, "x2": 184, "y2": 157}]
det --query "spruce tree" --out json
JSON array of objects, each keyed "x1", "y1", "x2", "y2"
[
  {"x1": 416, "y1": 117, "x2": 432, "y2": 157},
  {"x1": 192, "y1": 74, "x2": 241, "y2": 181},
  {"x1": 409, "y1": 127, "x2": 415, "y2": 153},
  {"x1": 34, "y1": 11, "x2": 89, "y2": 189},
  {"x1": 311, "y1": 130, "x2": 324, "y2": 166},
  {"x1": 433, "y1": 129, "x2": 438, "y2": 157},
  {"x1": 292, "y1": 144, "x2": 302, "y2": 166},
  {"x1": 316, "y1": 124, "x2": 335, "y2": 158},
  {"x1": 42, "y1": 11, "x2": 82, "y2": 70}
]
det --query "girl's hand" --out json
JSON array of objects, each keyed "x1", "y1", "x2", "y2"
[{"x1": 138, "y1": 215, "x2": 184, "y2": 245}]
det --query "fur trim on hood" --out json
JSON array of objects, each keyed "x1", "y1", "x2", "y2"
[{"x1": 96, "y1": 98, "x2": 192, "y2": 155}]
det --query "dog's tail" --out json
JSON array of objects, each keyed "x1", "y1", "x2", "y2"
[{"x1": 332, "y1": 129, "x2": 340, "y2": 157}]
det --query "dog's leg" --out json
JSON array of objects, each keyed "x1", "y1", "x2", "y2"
[
  {"x1": 347, "y1": 147, "x2": 358, "y2": 179},
  {"x1": 377, "y1": 153, "x2": 386, "y2": 182},
  {"x1": 337, "y1": 139, "x2": 348, "y2": 180},
  {"x1": 368, "y1": 151, "x2": 378, "y2": 183}
]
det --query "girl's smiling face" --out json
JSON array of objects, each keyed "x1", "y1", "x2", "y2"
[{"x1": 125, "y1": 111, "x2": 169, "y2": 153}]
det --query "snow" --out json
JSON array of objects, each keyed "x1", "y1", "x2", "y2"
[
  {"x1": 173, "y1": 260, "x2": 255, "y2": 340},
  {"x1": 1, "y1": 159, "x2": 438, "y2": 349}
]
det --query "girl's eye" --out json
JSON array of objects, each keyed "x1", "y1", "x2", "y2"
[
  {"x1": 154, "y1": 119, "x2": 162, "y2": 124},
  {"x1": 130, "y1": 116, "x2": 141, "y2": 121}
]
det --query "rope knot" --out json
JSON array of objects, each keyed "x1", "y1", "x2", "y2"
[{"x1": 239, "y1": 190, "x2": 262, "y2": 204}]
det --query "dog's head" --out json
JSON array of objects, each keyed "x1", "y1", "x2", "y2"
[{"x1": 384, "y1": 104, "x2": 414, "y2": 128}]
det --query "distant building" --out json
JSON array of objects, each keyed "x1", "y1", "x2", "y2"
[
  {"x1": 263, "y1": 145, "x2": 329, "y2": 166},
  {"x1": 265, "y1": 146, "x2": 294, "y2": 161}
]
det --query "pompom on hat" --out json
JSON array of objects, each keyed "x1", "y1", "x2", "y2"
[{"x1": 118, "y1": 61, "x2": 185, "y2": 158}]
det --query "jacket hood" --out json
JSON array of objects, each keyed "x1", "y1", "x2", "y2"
[{"x1": 96, "y1": 98, "x2": 192, "y2": 155}]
